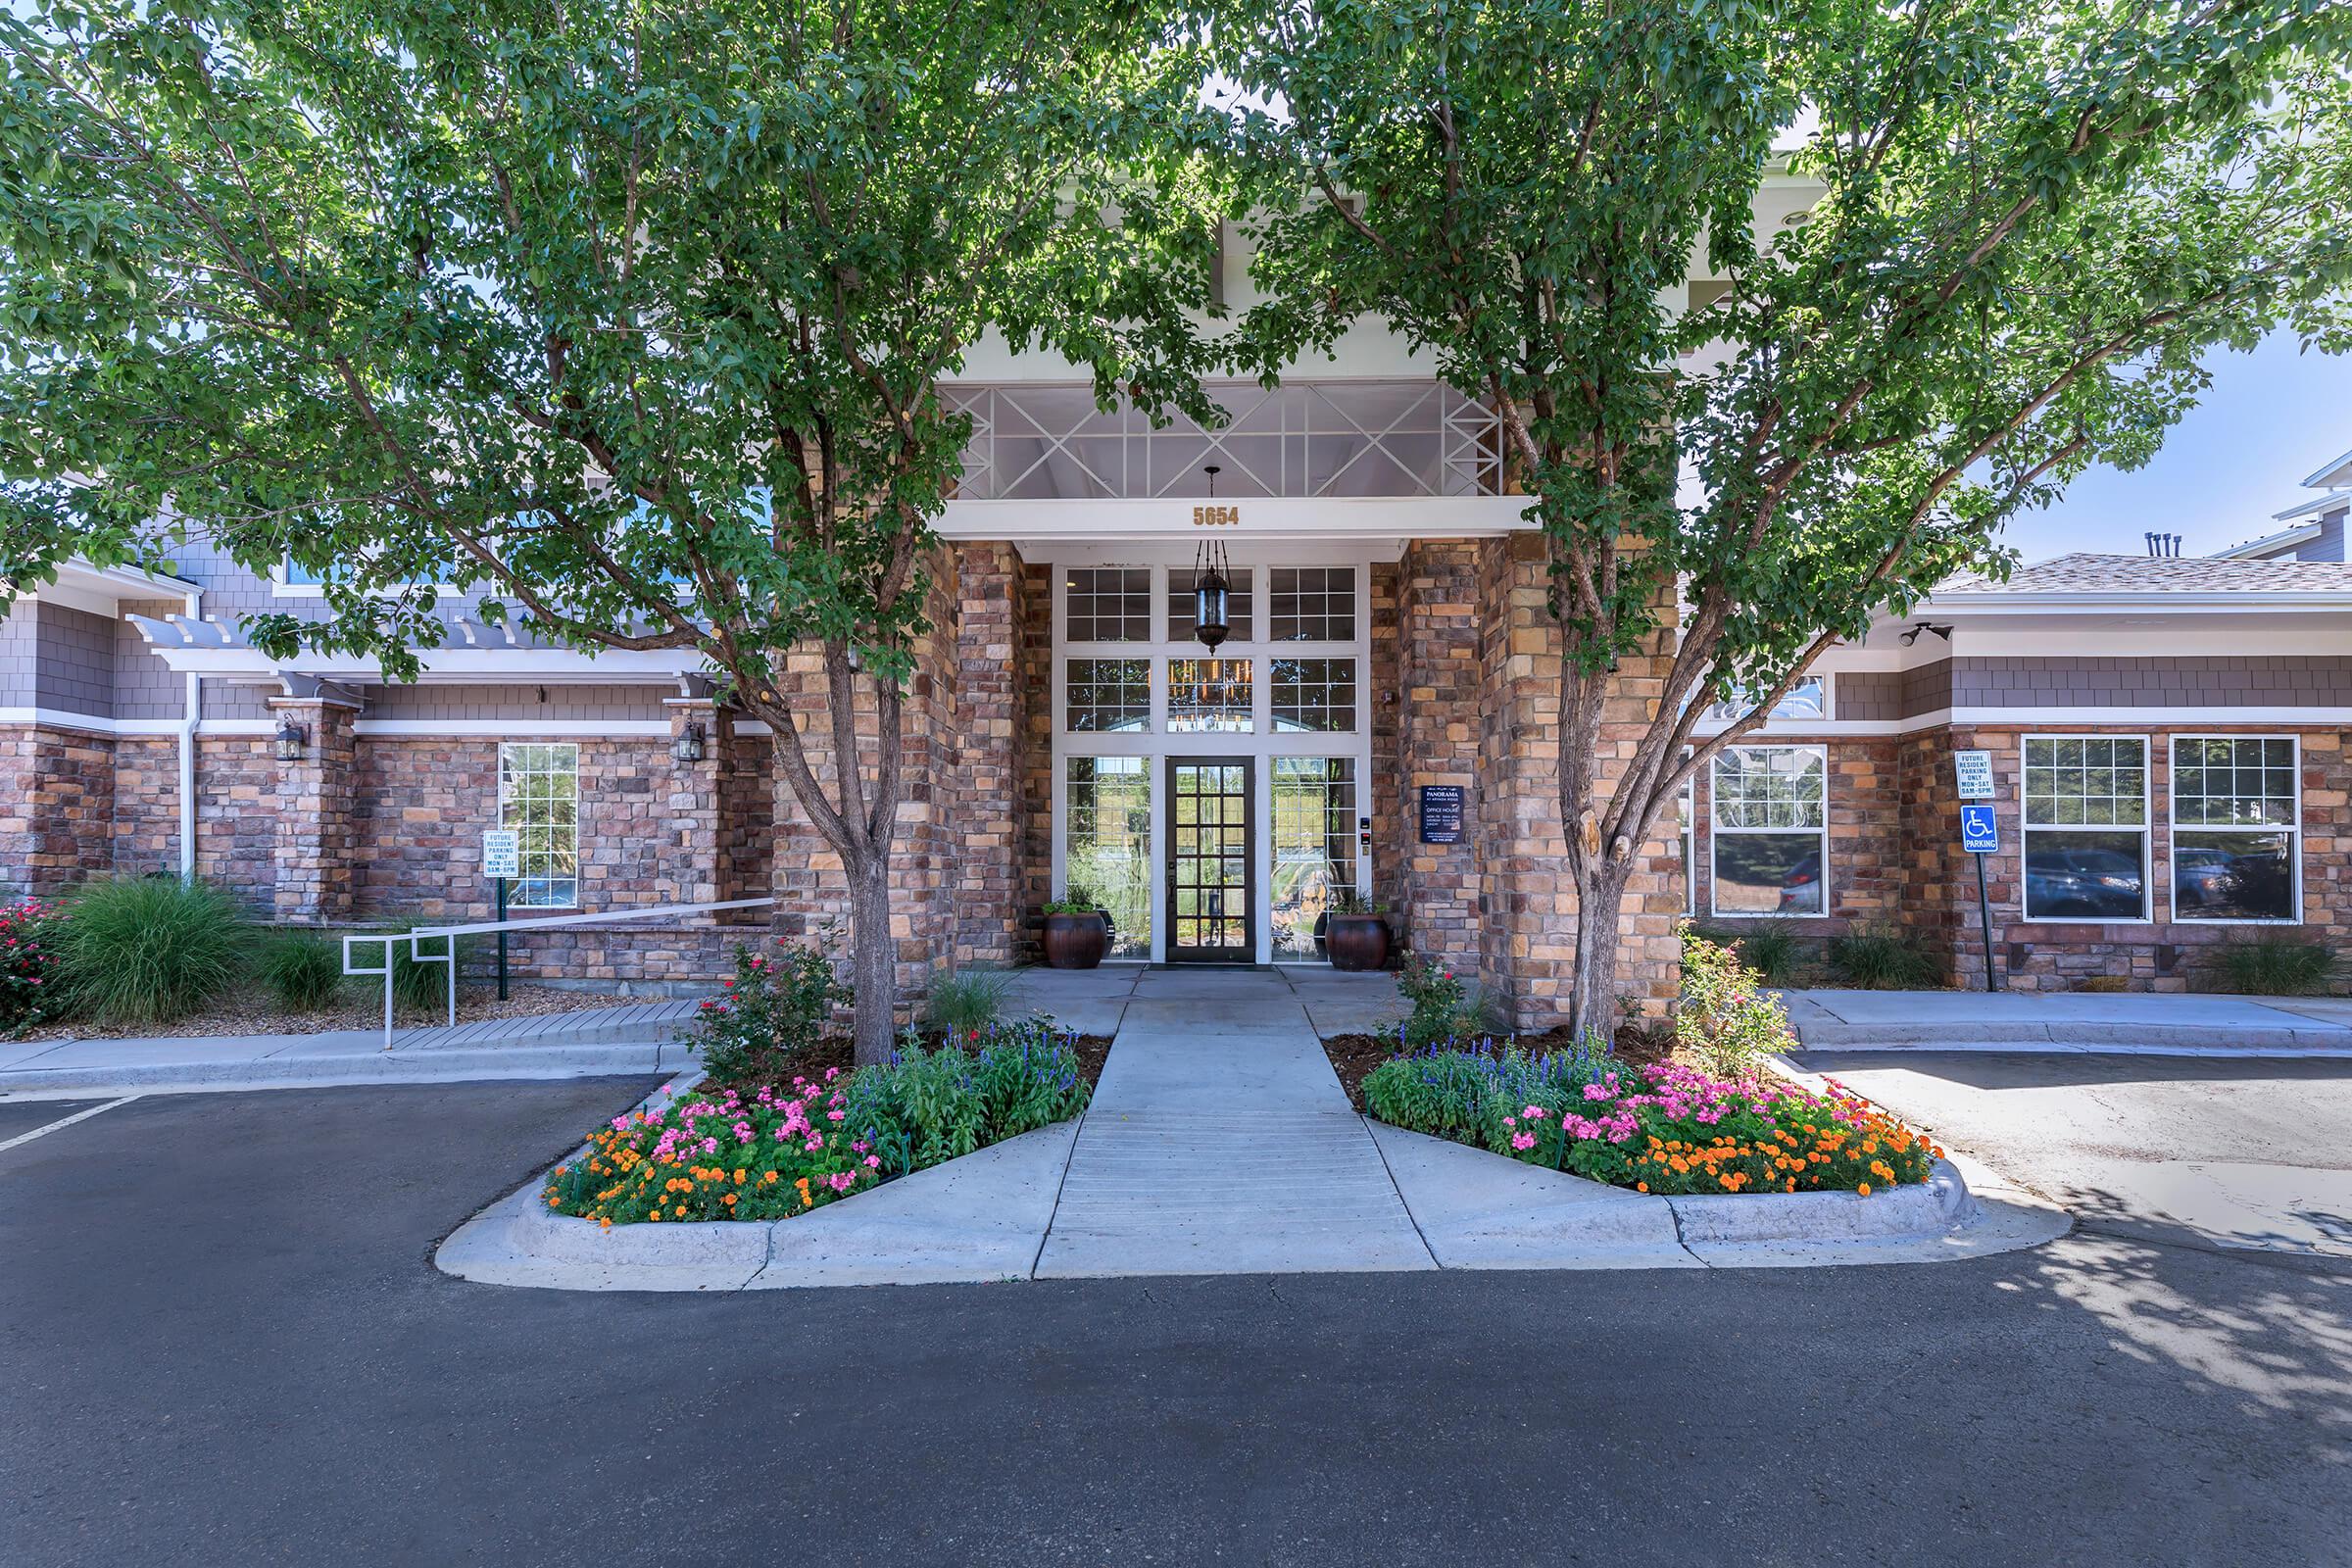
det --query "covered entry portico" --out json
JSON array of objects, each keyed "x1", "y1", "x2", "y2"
[{"x1": 942, "y1": 495, "x2": 1526, "y2": 968}]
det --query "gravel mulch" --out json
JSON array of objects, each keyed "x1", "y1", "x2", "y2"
[{"x1": 17, "y1": 983, "x2": 643, "y2": 1044}]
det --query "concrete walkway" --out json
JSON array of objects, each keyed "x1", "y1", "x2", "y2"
[
  {"x1": 1783, "y1": 988, "x2": 2352, "y2": 1055},
  {"x1": 0, "y1": 1000, "x2": 700, "y2": 1099},
  {"x1": 1033, "y1": 968, "x2": 1433, "y2": 1277}
]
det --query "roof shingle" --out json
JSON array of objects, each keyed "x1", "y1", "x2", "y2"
[{"x1": 1938, "y1": 553, "x2": 2352, "y2": 596}]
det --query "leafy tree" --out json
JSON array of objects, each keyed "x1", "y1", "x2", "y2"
[
  {"x1": 0, "y1": 0, "x2": 1224, "y2": 1061},
  {"x1": 1217, "y1": 0, "x2": 2352, "y2": 1033}
]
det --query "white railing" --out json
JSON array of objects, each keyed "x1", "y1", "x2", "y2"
[{"x1": 342, "y1": 897, "x2": 777, "y2": 1049}]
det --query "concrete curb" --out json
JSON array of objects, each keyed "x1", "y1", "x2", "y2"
[{"x1": 1662, "y1": 1159, "x2": 1973, "y2": 1246}]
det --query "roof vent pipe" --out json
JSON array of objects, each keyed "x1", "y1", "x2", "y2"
[{"x1": 2143, "y1": 531, "x2": 2182, "y2": 558}]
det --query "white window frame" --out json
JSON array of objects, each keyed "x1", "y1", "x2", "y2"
[
  {"x1": 1048, "y1": 547, "x2": 1372, "y2": 965},
  {"x1": 497, "y1": 741, "x2": 583, "y2": 909},
  {"x1": 2020, "y1": 733, "x2": 2152, "y2": 925},
  {"x1": 1708, "y1": 744, "x2": 1829, "y2": 919},
  {"x1": 2167, "y1": 733, "x2": 2303, "y2": 926}
]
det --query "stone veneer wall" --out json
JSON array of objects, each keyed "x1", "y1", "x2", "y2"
[
  {"x1": 950, "y1": 541, "x2": 1032, "y2": 967},
  {"x1": 1394, "y1": 540, "x2": 1482, "y2": 970},
  {"x1": 0, "y1": 723, "x2": 117, "y2": 896}
]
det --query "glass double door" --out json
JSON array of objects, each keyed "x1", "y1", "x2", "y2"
[{"x1": 1165, "y1": 758, "x2": 1253, "y2": 963}]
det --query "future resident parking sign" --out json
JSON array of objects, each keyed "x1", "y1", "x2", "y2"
[{"x1": 1954, "y1": 750, "x2": 1995, "y2": 800}]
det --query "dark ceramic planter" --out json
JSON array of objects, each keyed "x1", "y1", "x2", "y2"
[
  {"x1": 1042, "y1": 911, "x2": 1109, "y2": 970},
  {"x1": 1325, "y1": 913, "x2": 1392, "y2": 972}
]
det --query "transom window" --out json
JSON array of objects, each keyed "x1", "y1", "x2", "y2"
[
  {"x1": 1703, "y1": 675, "x2": 1827, "y2": 723},
  {"x1": 1269, "y1": 566, "x2": 1356, "y2": 642},
  {"x1": 1064, "y1": 567, "x2": 1153, "y2": 642},
  {"x1": 1710, "y1": 746, "x2": 1827, "y2": 916},
  {"x1": 1167, "y1": 659, "x2": 1252, "y2": 733},
  {"x1": 2023, "y1": 736, "x2": 2148, "y2": 921},
  {"x1": 1272, "y1": 658, "x2": 1356, "y2": 732},
  {"x1": 2172, "y1": 736, "x2": 2299, "y2": 922},
  {"x1": 498, "y1": 742, "x2": 580, "y2": 908},
  {"x1": 1066, "y1": 659, "x2": 1151, "y2": 732}
]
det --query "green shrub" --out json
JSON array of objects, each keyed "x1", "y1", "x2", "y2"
[
  {"x1": 257, "y1": 928, "x2": 346, "y2": 1012},
  {"x1": 543, "y1": 1018, "x2": 1094, "y2": 1225},
  {"x1": 1364, "y1": 1038, "x2": 1616, "y2": 1156},
  {"x1": 848, "y1": 1019, "x2": 1095, "y2": 1175},
  {"x1": 1725, "y1": 922, "x2": 1805, "y2": 987},
  {"x1": 694, "y1": 941, "x2": 848, "y2": 1084},
  {"x1": 53, "y1": 875, "x2": 249, "y2": 1024},
  {"x1": 922, "y1": 965, "x2": 1015, "y2": 1037},
  {"x1": 1825, "y1": 921, "x2": 1941, "y2": 990},
  {"x1": 1394, "y1": 951, "x2": 1483, "y2": 1049},
  {"x1": 2200, "y1": 938, "x2": 2336, "y2": 997},
  {"x1": 1675, "y1": 923, "x2": 1799, "y2": 1077}
]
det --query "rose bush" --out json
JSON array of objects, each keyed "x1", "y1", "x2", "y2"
[{"x1": 0, "y1": 898, "x2": 63, "y2": 1034}]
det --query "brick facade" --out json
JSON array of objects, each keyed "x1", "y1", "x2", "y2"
[{"x1": 0, "y1": 723, "x2": 116, "y2": 895}]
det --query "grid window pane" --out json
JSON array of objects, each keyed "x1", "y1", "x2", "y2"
[
  {"x1": 498, "y1": 742, "x2": 580, "y2": 908},
  {"x1": 1064, "y1": 567, "x2": 1152, "y2": 642},
  {"x1": 1169, "y1": 566, "x2": 1253, "y2": 644},
  {"x1": 1065, "y1": 757, "x2": 1151, "y2": 957},
  {"x1": 2023, "y1": 736, "x2": 2145, "y2": 828},
  {"x1": 1066, "y1": 659, "x2": 1150, "y2": 732},
  {"x1": 2173, "y1": 737, "x2": 2296, "y2": 827},
  {"x1": 1269, "y1": 566, "x2": 1356, "y2": 641},
  {"x1": 2023, "y1": 737, "x2": 2148, "y2": 920},
  {"x1": 1712, "y1": 747, "x2": 1827, "y2": 830},
  {"x1": 1271, "y1": 758, "x2": 1356, "y2": 959},
  {"x1": 1272, "y1": 658, "x2": 1357, "y2": 732},
  {"x1": 1167, "y1": 658, "x2": 1253, "y2": 733},
  {"x1": 2173, "y1": 738, "x2": 2298, "y2": 921}
]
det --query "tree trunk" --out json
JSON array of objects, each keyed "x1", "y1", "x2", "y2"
[
  {"x1": 1565, "y1": 859, "x2": 1637, "y2": 1046},
  {"x1": 846, "y1": 849, "x2": 899, "y2": 1066}
]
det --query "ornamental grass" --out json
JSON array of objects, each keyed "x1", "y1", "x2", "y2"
[{"x1": 1362, "y1": 1051, "x2": 1938, "y2": 1198}]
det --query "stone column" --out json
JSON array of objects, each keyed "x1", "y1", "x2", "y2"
[
  {"x1": 270, "y1": 694, "x2": 360, "y2": 923},
  {"x1": 1394, "y1": 540, "x2": 1483, "y2": 973},
  {"x1": 950, "y1": 540, "x2": 1029, "y2": 966},
  {"x1": 660, "y1": 697, "x2": 725, "y2": 908}
]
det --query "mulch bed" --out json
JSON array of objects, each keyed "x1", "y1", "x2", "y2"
[
  {"x1": 1320, "y1": 1022, "x2": 1681, "y2": 1112},
  {"x1": 701, "y1": 1032, "x2": 1113, "y2": 1095}
]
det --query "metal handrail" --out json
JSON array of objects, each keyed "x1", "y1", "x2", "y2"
[{"x1": 341, "y1": 896, "x2": 777, "y2": 1049}]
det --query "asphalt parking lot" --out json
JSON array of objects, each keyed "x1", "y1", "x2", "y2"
[{"x1": 3, "y1": 1066, "x2": 2348, "y2": 1567}]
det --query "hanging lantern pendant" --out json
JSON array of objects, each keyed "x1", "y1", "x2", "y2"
[{"x1": 1193, "y1": 464, "x2": 1231, "y2": 653}]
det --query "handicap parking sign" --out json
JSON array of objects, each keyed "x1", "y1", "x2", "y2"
[{"x1": 1959, "y1": 804, "x2": 1998, "y2": 855}]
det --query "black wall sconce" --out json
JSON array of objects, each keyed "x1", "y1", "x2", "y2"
[
  {"x1": 670, "y1": 720, "x2": 708, "y2": 765},
  {"x1": 273, "y1": 717, "x2": 309, "y2": 761}
]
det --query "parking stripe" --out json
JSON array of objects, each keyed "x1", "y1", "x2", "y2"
[{"x1": 0, "y1": 1096, "x2": 137, "y2": 1155}]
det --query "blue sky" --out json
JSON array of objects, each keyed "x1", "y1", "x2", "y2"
[{"x1": 1998, "y1": 332, "x2": 2352, "y2": 563}]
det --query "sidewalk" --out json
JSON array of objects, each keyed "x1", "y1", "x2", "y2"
[
  {"x1": 0, "y1": 1001, "x2": 700, "y2": 1099},
  {"x1": 1783, "y1": 988, "x2": 2352, "y2": 1055}
]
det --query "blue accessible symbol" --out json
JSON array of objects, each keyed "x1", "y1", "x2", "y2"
[{"x1": 1960, "y1": 803, "x2": 1999, "y2": 855}]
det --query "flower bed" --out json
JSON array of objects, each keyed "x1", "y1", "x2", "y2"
[
  {"x1": 542, "y1": 1019, "x2": 1091, "y2": 1226},
  {"x1": 1362, "y1": 1047, "x2": 1939, "y2": 1197}
]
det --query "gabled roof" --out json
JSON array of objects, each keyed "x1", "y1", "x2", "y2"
[
  {"x1": 2215, "y1": 520, "x2": 2324, "y2": 560},
  {"x1": 2301, "y1": 444, "x2": 2352, "y2": 490},
  {"x1": 1939, "y1": 553, "x2": 2352, "y2": 596}
]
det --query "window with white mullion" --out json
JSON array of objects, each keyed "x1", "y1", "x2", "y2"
[
  {"x1": 2023, "y1": 735, "x2": 2150, "y2": 922},
  {"x1": 2171, "y1": 735, "x2": 2300, "y2": 923},
  {"x1": 1709, "y1": 746, "x2": 1828, "y2": 917}
]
